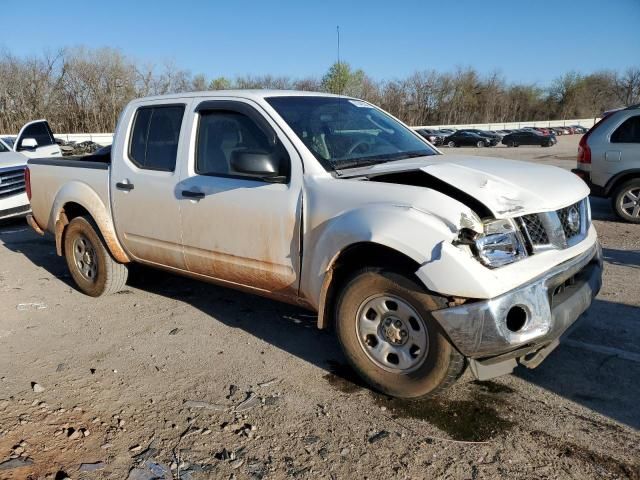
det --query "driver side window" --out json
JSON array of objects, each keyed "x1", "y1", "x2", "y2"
[{"x1": 196, "y1": 111, "x2": 274, "y2": 177}]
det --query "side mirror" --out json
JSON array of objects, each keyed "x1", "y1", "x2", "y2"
[
  {"x1": 20, "y1": 138, "x2": 38, "y2": 150},
  {"x1": 230, "y1": 150, "x2": 285, "y2": 182}
]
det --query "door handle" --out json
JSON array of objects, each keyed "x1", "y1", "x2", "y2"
[
  {"x1": 116, "y1": 182, "x2": 134, "y2": 191},
  {"x1": 182, "y1": 190, "x2": 205, "y2": 199}
]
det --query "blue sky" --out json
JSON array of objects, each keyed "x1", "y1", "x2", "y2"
[{"x1": 2, "y1": 0, "x2": 639, "y2": 85}]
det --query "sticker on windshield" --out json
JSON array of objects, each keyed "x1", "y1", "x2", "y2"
[{"x1": 349, "y1": 100, "x2": 371, "y2": 108}]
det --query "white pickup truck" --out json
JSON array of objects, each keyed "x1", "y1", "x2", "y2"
[{"x1": 25, "y1": 91, "x2": 602, "y2": 398}]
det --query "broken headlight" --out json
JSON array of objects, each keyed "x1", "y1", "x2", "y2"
[{"x1": 474, "y1": 219, "x2": 527, "y2": 268}]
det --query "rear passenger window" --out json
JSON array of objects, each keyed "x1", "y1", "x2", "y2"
[
  {"x1": 611, "y1": 116, "x2": 640, "y2": 143},
  {"x1": 129, "y1": 105, "x2": 185, "y2": 171}
]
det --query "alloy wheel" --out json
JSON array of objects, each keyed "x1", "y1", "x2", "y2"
[{"x1": 620, "y1": 187, "x2": 640, "y2": 219}]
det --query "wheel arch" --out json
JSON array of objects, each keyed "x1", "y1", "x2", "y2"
[
  {"x1": 316, "y1": 242, "x2": 423, "y2": 330},
  {"x1": 49, "y1": 182, "x2": 130, "y2": 263},
  {"x1": 604, "y1": 169, "x2": 640, "y2": 197}
]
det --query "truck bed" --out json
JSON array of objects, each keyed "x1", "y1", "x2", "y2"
[{"x1": 27, "y1": 155, "x2": 112, "y2": 234}]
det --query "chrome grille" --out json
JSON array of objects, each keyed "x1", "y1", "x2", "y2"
[
  {"x1": 0, "y1": 167, "x2": 26, "y2": 199},
  {"x1": 558, "y1": 202, "x2": 582, "y2": 240},
  {"x1": 518, "y1": 198, "x2": 589, "y2": 252},
  {"x1": 521, "y1": 214, "x2": 549, "y2": 245}
]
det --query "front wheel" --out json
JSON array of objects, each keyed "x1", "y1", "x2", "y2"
[
  {"x1": 335, "y1": 268, "x2": 465, "y2": 399},
  {"x1": 612, "y1": 179, "x2": 640, "y2": 223},
  {"x1": 447, "y1": 141, "x2": 456, "y2": 148},
  {"x1": 476, "y1": 140, "x2": 485, "y2": 148},
  {"x1": 64, "y1": 216, "x2": 129, "y2": 296}
]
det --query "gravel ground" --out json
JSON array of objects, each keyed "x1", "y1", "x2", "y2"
[{"x1": 0, "y1": 135, "x2": 638, "y2": 479}]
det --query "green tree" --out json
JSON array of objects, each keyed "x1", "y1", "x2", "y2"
[
  {"x1": 321, "y1": 62, "x2": 367, "y2": 96},
  {"x1": 209, "y1": 76, "x2": 231, "y2": 90}
]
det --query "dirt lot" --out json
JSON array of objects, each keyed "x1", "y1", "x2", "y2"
[{"x1": 0, "y1": 134, "x2": 638, "y2": 479}]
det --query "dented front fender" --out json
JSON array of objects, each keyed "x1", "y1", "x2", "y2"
[{"x1": 301, "y1": 203, "x2": 480, "y2": 311}]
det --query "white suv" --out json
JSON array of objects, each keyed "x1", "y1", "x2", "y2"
[{"x1": 574, "y1": 105, "x2": 640, "y2": 223}]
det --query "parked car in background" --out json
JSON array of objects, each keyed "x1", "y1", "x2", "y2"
[
  {"x1": 573, "y1": 104, "x2": 640, "y2": 223},
  {"x1": 0, "y1": 119, "x2": 62, "y2": 221},
  {"x1": 530, "y1": 127, "x2": 554, "y2": 136},
  {"x1": 13, "y1": 119, "x2": 62, "y2": 158},
  {"x1": 0, "y1": 137, "x2": 29, "y2": 220},
  {"x1": 416, "y1": 128, "x2": 445, "y2": 145},
  {"x1": 550, "y1": 127, "x2": 565, "y2": 136},
  {"x1": 571, "y1": 125, "x2": 588, "y2": 134},
  {"x1": 25, "y1": 90, "x2": 601, "y2": 397},
  {"x1": 438, "y1": 128, "x2": 456, "y2": 136},
  {"x1": 1, "y1": 136, "x2": 16, "y2": 148},
  {"x1": 502, "y1": 130, "x2": 557, "y2": 147},
  {"x1": 457, "y1": 129, "x2": 500, "y2": 145},
  {"x1": 495, "y1": 129, "x2": 513, "y2": 136},
  {"x1": 445, "y1": 131, "x2": 492, "y2": 147}
]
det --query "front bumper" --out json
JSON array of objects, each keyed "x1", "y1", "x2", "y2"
[{"x1": 432, "y1": 242, "x2": 602, "y2": 379}]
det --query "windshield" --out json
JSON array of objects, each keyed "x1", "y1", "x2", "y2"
[{"x1": 266, "y1": 96, "x2": 437, "y2": 170}]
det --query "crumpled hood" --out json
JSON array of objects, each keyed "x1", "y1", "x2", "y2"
[{"x1": 419, "y1": 155, "x2": 589, "y2": 217}]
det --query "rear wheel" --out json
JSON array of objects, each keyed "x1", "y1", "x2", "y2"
[
  {"x1": 335, "y1": 268, "x2": 465, "y2": 399},
  {"x1": 506, "y1": 140, "x2": 514, "y2": 147},
  {"x1": 64, "y1": 216, "x2": 128, "y2": 296},
  {"x1": 612, "y1": 179, "x2": 640, "y2": 224},
  {"x1": 476, "y1": 140, "x2": 485, "y2": 148}
]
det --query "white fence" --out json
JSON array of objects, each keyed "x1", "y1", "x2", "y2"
[
  {"x1": 53, "y1": 133, "x2": 114, "y2": 146},
  {"x1": 414, "y1": 118, "x2": 599, "y2": 131}
]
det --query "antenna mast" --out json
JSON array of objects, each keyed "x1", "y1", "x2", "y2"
[{"x1": 337, "y1": 25, "x2": 340, "y2": 67}]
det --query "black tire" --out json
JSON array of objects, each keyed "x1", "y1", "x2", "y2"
[
  {"x1": 63, "y1": 216, "x2": 128, "y2": 296},
  {"x1": 506, "y1": 140, "x2": 514, "y2": 147},
  {"x1": 476, "y1": 140, "x2": 485, "y2": 148},
  {"x1": 447, "y1": 141, "x2": 456, "y2": 148},
  {"x1": 611, "y1": 178, "x2": 640, "y2": 224},
  {"x1": 335, "y1": 268, "x2": 465, "y2": 399}
]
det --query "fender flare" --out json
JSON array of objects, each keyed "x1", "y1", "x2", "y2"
[{"x1": 49, "y1": 181, "x2": 130, "y2": 264}]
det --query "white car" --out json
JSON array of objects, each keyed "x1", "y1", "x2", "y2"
[
  {"x1": 0, "y1": 138, "x2": 29, "y2": 220},
  {"x1": 26, "y1": 91, "x2": 601, "y2": 398},
  {"x1": 0, "y1": 120, "x2": 62, "y2": 221}
]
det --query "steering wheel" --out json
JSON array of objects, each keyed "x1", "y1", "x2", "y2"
[{"x1": 346, "y1": 140, "x2": 371, "y2": 156}]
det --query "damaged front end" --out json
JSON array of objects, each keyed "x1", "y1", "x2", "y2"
[
  {"x1": 432, "y1": 242, "x2": 602, "y2": 380},
  {"x1": 364, "y1": 166, "x2": 601, "y2": 380},
  {"x1": 341, "y1": 161, "x2": 602, "y2": 380}
]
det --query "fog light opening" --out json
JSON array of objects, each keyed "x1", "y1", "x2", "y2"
[{"x1": 506, "y1": 306, "x2": 528, "y2": 332}]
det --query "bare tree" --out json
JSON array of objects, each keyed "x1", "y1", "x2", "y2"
[{"x1": 0, "y1": 46, "x2": 638, "y2": 134}]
